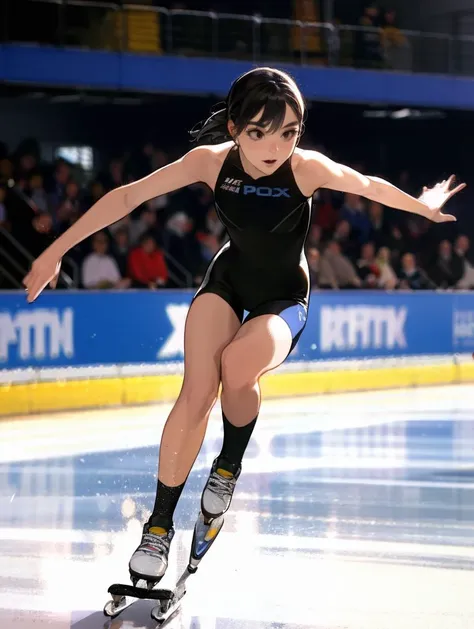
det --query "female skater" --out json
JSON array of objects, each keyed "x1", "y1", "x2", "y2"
[{"x1": 23, "y1": 67, "x2": 465, "y2": 583}]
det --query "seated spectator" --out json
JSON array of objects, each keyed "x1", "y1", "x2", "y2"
[
  {"x1": 339, "y1": 193, "x2": 371, "y2": 244},
  {"x1": 367, "y1": 200, "x2": 389, "y2": 248},
  {"x1": 0, "y1": 184, "x2": 8, "y2": 228},
  {"x1": 82, "y1": 231, "x2": 130, "y2": 289},
  {"x1": 375, "y1": 246, "x2": 397, "y2": 289},
  {"x1": 332, "y1": 219, "x2": 360, "y2": 261},
  {"x1": 319, "y1": 240, "x2": 361, "y2": 289},
  {"x1": 55, "y1": 180, "x2": 83, "y2": 234},
  {"x1": 0, "y1": 157, "x2": 13, "y2": 185},
  {"x1": 455, "y1": 235, "x2": 474, "y2": 289},
  {"x1": 386, "y1": 224, "x2": 405, "y2": 271},
  {"x1": 429, "y1": 240, "x2": 463, "y2": 289},
  {"x1": 307, "y1": 246, "x2": 320, "y2": 287},
  {"x1": 398, "y1": 252, "x2": 436, "y2": 290},
  {"x1": 112, "y1": 226, "x2": 131, "y2": 278},
  {"x1": 306, "y1": 224, "x2": 322, "y2": 250},
  {"x1": 162, "y1": 211, "x2": 204, "y2": 286},
  {"x1": 313, "y1": 188, "x2": 338, "y2": 237},
  {"x1": 356, "y1": 242, "x2": 380, "y2": 288},
  {"x1": 128, "y1": 232, "x2": 168, "y2": 289},
  {"x1": 27, "y1": 173, "x2": 49, "y2": 213}
]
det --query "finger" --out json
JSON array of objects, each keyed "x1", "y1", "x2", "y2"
[
  {"x1": 50, "y1": 276, "x2": 59, "y2": 289},
  {"x1": 440, "y1": 214, "x2": 456, "y2": 222},
  {"x1": 27, "y1": 278, "x2": 48, "y2": 303},
  {"x1": 448, "y1": 183, "x2": 467, "y2": 197},
  {"x1": 446, "y1": 174, "x2": 455, "y2": 188},
  {"x1": 450, "y1": 183, "x2": 467, "y2": 196}
]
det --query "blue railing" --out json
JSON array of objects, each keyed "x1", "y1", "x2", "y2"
[{"x1": 4, "y1": 0, "x2": 474, "y2": 77}]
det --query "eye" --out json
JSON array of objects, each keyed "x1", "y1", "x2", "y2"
[
  {"x1": 282, "y1": 129, "x2": 298, "y2": 140},
  {"x1": 247, "y1": 128, "x2": 265, "y2": 140}
]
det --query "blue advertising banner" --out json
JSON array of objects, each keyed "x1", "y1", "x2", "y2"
[
  {"x1": 2, "y1": 44, "x2": 474, "y2": 110},
  {"x1": 1, "y1": 290, "x2": 474, "y2": 371}
]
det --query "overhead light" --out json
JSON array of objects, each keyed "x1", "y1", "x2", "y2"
[{"x1": 391, "y1": 108, "x2": 411, "y2": 119}]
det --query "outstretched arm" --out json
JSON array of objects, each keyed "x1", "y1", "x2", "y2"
[
  {"x1": 23, "y1": 146, "x2": 211, "y2": 301},
  {"x1": 304, "y1": 151, "x2": 466, "y2": 222},
  {"x1": 51, "y1": 146, "x2": 210, "y2": 257}
]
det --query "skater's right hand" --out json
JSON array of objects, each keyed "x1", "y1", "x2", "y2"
[{"x1": 23, "y1": 246, "x2": 62, "y2": 303}]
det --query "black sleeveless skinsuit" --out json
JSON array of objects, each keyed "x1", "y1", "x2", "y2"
[{"x1": 194, "y1": 146, "x2": 313, "y2": 352}]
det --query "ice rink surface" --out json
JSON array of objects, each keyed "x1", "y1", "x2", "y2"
[{"x1": 2, "y1": 384, "x2": 474, "y2": 629}]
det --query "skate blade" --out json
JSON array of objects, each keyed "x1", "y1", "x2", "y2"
[{"x1": 151, "y1": 592, "x2": 184, "y2": 624}]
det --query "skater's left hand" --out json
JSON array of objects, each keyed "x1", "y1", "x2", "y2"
[{"x1": 419, "y1": 175, "x2": 466, "y2": 223}]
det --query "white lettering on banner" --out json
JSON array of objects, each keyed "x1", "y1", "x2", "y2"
[
  {"x1": 453, "y1": 310, "x2": 474, "y2": 343},
  {"x1": 157, "y1": 304, "x2": 188, "y2": 359},
  {"x1": 0, "y1": 309, "x2": 74, "y2": 362},
  {"x1": 320, "y1": 306, "x2": 407, "y2": 352}
]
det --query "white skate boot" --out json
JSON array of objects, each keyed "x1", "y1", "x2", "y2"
[
  {"x1": 201, "y1": 457, "x2": 241, "y2": 520},
  {"x1": 129, "y1": 523, "x2": 174, "y2": 584}
]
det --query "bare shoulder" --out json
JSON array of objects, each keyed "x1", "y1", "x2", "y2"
[
  {"x1": 292, "y1": 148, "x2": 334, "y2": 197},
  {"x1": 185, "y1": 141, "x2": 234, "y2": 189}
]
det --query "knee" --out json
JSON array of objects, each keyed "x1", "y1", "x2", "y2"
[
  {"x1": 179, "y1": 380, "x2": 219, "y2": 418},
  {"x1": 221, "y1": 342, "x2": 257, "y2": 391}
]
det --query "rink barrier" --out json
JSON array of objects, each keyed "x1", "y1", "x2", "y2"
[
  {"x1": 2, "y1": 356, "x2": 474, "y2": 416},
  {"x1": 1, "y1": 290, "x2": 474, "y2": 415}
]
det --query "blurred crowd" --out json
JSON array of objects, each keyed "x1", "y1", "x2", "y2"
[{"x1": 1, "y1": 138, "x2": 473, "y2": 293}]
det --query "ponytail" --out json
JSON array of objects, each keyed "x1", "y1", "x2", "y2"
[{"x1": 189, "y1": 103, "x2": 232, "y2": 146}]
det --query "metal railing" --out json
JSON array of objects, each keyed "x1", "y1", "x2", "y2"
[
  {"x1": 0, "y1": 225, "x2": 79, "y2": 290},
  {"x1": 3, "y1": 0, "x2": 474, "y2": 77}
]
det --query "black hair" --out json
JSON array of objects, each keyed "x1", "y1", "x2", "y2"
[{"x1": 190, "y1": 67, "x2": 306, "y2": 146}]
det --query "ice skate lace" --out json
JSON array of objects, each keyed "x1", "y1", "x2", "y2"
[
  {"x1": 208, "y1": 471, "x2": 236, "y2": 498},
  {"x1": 139, "y1": 533, "x2": 170, "y2": 558}
]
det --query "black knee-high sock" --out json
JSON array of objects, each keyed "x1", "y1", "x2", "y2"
[
  {"x1": 149, "y1": 479, "x2": 186, "y2": 530},
  {"x1": 218, "y1": 413, "x2": 257, "y2": 472}
]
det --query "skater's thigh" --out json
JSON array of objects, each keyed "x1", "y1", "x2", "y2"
[{"x1": 181, "y1": 293, "x2": 241, "y2": 393}]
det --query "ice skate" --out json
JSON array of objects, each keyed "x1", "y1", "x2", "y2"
[
  {"x1": 104, "y1": 512, "x2": 225, "y2": 624},
  {"x1": 201, "y1": 456, "x2": 241, "y2": 520},
  {"x1": 128, "y1": 522, "x2": 174, "y2": 584}
]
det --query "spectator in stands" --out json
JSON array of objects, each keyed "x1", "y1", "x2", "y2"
[
  {"x1": 382, "y1": 8, "x2": 411, "y2": 71},
  {"x1": 356, "y1": 241, "x2": 380, "y2": 287},
  {"x1": 102, "y1": 157, "x2": 126, "y2": 192},
  {"x1": 332, "y1": 219, "x2": 359, "y2": 260},
  {"x1": 128, "y1": 232, "x2": 168, "y2": 289},
  {"x1": 398, "y1": 252, "x2": 436, "y2": 290},
  {"x1": 112, "y1": 226, "x2": 131, "y2": 279},
  {"x1": 55, "y1": 180, "x2": 82, "y2": 233},
  {"x1": 27, "y1": 173, "x2": 49, "y2": 214},
  {"x1": 367, "y1": 200, "x2": 389, "y2": 248},
  {"x1": 455, "y1": 235, "x2": 474, "y2": 289},
  {"x1": 306, "y1": 223, "x2": 322, "y2": 250},
  {"x1": 307, "y1": 246, "x2": 320, "y2": 286},
  {"x1": 429, "y1": 239, "x2": 463, "y2": 289},
  {"x1": 28, "y1": 212, "x2": 56, "y2": 258},
  {"x1": 386, "y1": 224, "x2": 405, "y2": 270},
  {"x1": 313, "y1": 188, "x2": 338, "y2": 237},
  {"x1": 319, "y1": 240, "x2": 361, "y2": 289},
  {"x1": 162, "y1": 211, "x2": 203, "y2": 283},
  {"x1": 375, "y1": 246, "x2": 397, "y2": 289},
  {"x1": 0, "y1": 157, "x2": 13, "y2": 185},
  {"x1": 0, "y1": 184, "x2": 8, "y2": 228},
  {"x1": 47, "y1": 159, "x2": 71, "y2": 207},
  {"x1": 339, "y1": 193, "x2": 371, "y2": 244},
  {"x1": 82, "y1": 231, "x2": 130, "y2": 289},
  {"x1": 355, "y1": 3, "x2": 383, "y2": 69}
]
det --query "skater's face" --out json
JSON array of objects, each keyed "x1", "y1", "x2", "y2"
[{"x1": 230, "y1": 103, "x2": 300, "y2": 177}]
